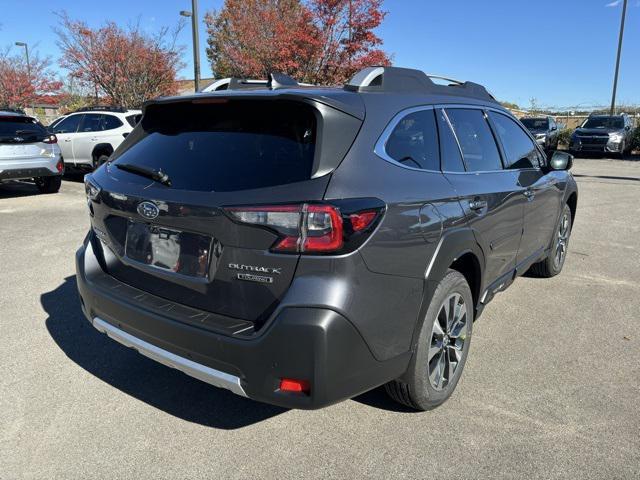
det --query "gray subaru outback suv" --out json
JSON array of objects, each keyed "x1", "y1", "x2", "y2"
[{"x1": 76, "y1": 67, "x2": 578, "y2": 410}]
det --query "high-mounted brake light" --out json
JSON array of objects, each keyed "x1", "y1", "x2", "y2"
[
  {"x1": 226, "y1": 201, "x2": 384, "y2": 254},
  {"x1": 43, "y1": 134, "x2": 57, "y2": 144}
]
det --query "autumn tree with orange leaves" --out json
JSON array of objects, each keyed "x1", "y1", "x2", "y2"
[
  {"x1": 205, "y1": 0, "x2": 391, "y2": 85},
  {"x1": 0, "y1": 49, "x2": 62, "y2": 108},
  {"x1": 55, "y1": 13, "x2": 185, "y2": 108}
]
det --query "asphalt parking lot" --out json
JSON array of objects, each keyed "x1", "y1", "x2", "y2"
[{"x1": 1, "y1": 158, "x2": 639, "y2": 479}]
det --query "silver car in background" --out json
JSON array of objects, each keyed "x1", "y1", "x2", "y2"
[{"x1": 0, "y1": 111, "x2": 64, "y2": 194}]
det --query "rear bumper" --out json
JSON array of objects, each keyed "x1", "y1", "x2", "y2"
[
  {"x1": 76, "y1": 234, "x2": 408, "y2": 409},
  {"x1": 0, "y1": 155, "x2": 63, "y2": 181}
]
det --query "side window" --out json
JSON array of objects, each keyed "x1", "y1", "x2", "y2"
[
  {"x1": 445, "y1": 109, "x2": 502, "y2": 171},
  {"x1": 103, "y1": 114, "x2": 123, "y2": 130},
  {"x1": 80, "y1": 114, "x2": 104, "y2": 133},
  {"x1": 53, "y1": 114, "x2": 83, "y2": 134},
  {"x1": 436, "y1": 109, "x2": 465, "y2": 172},
  {"x1": 385, "y1": 109, "x2": 440, "y2": 170},
  {"x1": 489, "y1": 112, "x2": 540, "y2": 169}
]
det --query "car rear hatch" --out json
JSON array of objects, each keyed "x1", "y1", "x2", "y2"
[
  {"x1": 87, "y1": 94, "x2": 364, "y2": 329},
  {"x1": 0, "y1": 116, "x2": 55, "y2": 162}
]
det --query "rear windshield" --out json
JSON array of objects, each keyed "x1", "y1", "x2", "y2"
[
  {"x1": 521, "y1": 118, "x2": 548, "y2": 129},
  {"x1": 112, "y1": 100, "x2": 317, "y2": 192},
  {"x1": 0, "y1": 116, "x2": 47, "y2": 144},
  {"x1": 582, "y1": 116, "x2": 624, "y2": 129}
]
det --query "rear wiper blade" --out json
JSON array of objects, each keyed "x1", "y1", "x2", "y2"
[{"x1": 116, "y1": 163, "x2": 171, "y2": 186}]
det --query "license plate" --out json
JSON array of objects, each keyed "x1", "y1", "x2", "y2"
[{"x1": 125, "y1": 221, "x2": 212, "y2": 278}]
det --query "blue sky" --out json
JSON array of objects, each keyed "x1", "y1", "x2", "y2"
[{"x1": 1, "y1": 0, "x2": 638, "y2": 108}]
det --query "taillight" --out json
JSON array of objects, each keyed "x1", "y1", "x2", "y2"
[
  {"x1": 43, "y1": 134, "x2": 57, "y2": 144},
  {"x1": 225, "y1": 200, "x2": 384, "y2": 254}
]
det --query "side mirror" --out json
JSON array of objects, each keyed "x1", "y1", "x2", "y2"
[
  {"x1": 549, "y1": 151, "x2": 573, "y2": 171},
  {"x1": 625, "y1": 125, "x2": 631, "y2": 131},
  {"x1": 551, "y1": 125, "x2": 557, "y2": 131}
]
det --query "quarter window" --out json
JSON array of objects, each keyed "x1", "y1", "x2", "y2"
[
  {"x1": 489, "y1": 112, "x2": 540, "y2": 169},
  {"x1": 445, "y1": 109, "x2": 502, "y2": 171},
  {"x1": 385, "y1": 109, "x2": 440, "y2": 170}
]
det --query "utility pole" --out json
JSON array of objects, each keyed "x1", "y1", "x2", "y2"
[
  {"x1": 180, "y1": 0, "x2": 201, "y2": 93},
  {"x1": 610, "y1": 0, "x2": 628, "y2": 115}
]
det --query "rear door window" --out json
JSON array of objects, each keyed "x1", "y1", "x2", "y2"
[
  {"x1": 385, "y1": 109, "x2": 440, "y2": 170},
  {"x1": 103, "y1": 115, "x2": 124, "y2": 130},
  {"x1": 489, "y1": 112, "x2": 540, "y2": 169},
  {"x1": 80, "y1": 114, "x2": 104, "y2": 132},
  {"x1": 112, "y1": 100, "x2": 317, "y2": 192},
  {"x1": 446, "y1": 109, "x2": 503, "y2": 171},
  {"x1": 436, "y1": 109, "x2": 465, "y2": 172}
]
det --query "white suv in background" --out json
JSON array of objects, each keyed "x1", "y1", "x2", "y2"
[{"x1": 50, "y1": 107, "x2": 141, "y2": 170}]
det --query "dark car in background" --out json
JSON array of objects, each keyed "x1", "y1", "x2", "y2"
[
  {"x1": 570, "y1": 113, "x2": 634, "y2": 158},
  {"x1": 76, "y1": 67, "x2": 578, "y2": 411},
  {"x1": 520, "y1": 116, "x2": 559, "y2": 151}
]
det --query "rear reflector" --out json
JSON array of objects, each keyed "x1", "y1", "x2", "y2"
[
  {"x1": 279, "y1": 378, "x2": 310, "y2": 394},
  {"x1": 349, "y1": 210, "x2": 378, "y2": 232}
]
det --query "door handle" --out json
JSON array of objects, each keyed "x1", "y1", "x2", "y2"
[
  {"x1": 469, "y1": 199, "x2": 487, "y2": 211},
  {"x1": 64, "y1": 139, "x2": 71, "y2": 142},
  {"x1": 90, "y1": 138, "x2": 98, "y2": 142}
]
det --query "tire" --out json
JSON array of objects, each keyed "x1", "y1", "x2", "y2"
[
  {"x1": 528, "y1": 204, "x2": 572, "y2": 278},
  {"x1": 385, "y1": 269, "x2": 474, "y2": 410},
  {"x1": 35, "y1": 176, "x2": 62, "y2": 194},
  {"x1": 93, "y1": 154, "x2": 110, "y2": 170}
]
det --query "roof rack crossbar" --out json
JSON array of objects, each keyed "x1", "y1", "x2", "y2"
[
  {"x1": 226, "y1": 73, "x2": 301, "y2": 91},
  {"x1": 344, "y1": 66, "x2": 497, "y2": 103}
]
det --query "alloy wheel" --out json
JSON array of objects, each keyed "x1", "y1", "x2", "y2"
[
  {"x1": 428, "y1": 293, "x2": 469, "y2": 391},
  {"x1": 554, "y1": 212, "x2": 570, "y2": 269}
]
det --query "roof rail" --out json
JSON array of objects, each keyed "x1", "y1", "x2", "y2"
[
  {"x1": 0, "y1": 107, "x2": 26, "y2": 115},
  {"x1": 72, "y1": 106, "x2": 128, "y2": 113},
  {"x1": 344, "y1": 66, "x2": 497, "y2": 102}
]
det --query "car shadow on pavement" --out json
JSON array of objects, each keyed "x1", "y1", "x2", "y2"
[
  {"x1": 0, "y1": 180, "x2": 42, "y2": 199},
  {"x1": 42, "y1": 275, "x2": 287, "y2": 430}
]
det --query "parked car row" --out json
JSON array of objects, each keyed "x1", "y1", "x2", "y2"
[{"x1": 520, "y1": 112, "x2": 635, "y2": 158}]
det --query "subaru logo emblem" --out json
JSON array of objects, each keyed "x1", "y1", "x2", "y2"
[{"x1": 137, "y1": 201, "x2": 159, "y2": 220}]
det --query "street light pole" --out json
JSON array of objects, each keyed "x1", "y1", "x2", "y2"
[
  {"x1": 180, "y1": 0, "x2": 201, "y2": 93},
  {"x1": 15, "y1": 42, "x2": 30, "y2": 80},
  {"x1": 610, "y1": 0, "x2": 628, "y2": 115}
]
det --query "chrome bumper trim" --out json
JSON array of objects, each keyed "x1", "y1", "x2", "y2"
[{"x1": 92, "y1": 317, "x2": 247, "y2": 397}]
